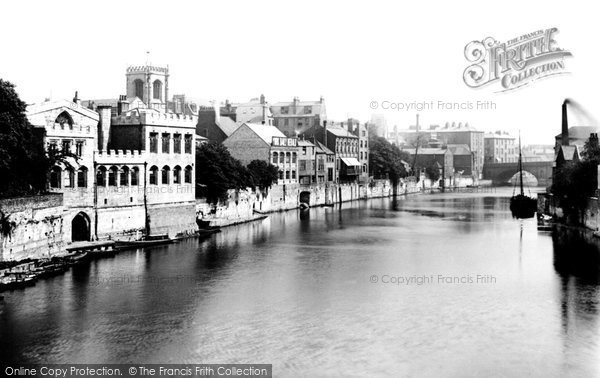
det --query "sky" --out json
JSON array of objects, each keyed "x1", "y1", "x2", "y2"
[{"x1": 1, "y1": 0, "x2": 598, "y2": 145}]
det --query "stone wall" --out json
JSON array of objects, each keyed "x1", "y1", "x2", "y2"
[
  {"x1": 0, "y1": 194, "x2": 65, "y2": 261},
  {"x1": 196, "y1": 177, "x2": 476, "y2": 228},
  {"x1": 538, "y1": 193, "x2": 600, "y2": 231}
]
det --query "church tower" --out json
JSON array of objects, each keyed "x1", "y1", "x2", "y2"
[{"x1": 125, "y1": 65, "x2": 169, "y2": 112}]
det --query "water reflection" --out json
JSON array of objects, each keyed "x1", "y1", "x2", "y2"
[{"x1": 0, "y1": 190, "x2": 599, "y2": 375}]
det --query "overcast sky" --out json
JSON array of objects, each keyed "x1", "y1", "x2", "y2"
[{"x1": 1, "y1": 0, "x2": 597, "y2": 144}]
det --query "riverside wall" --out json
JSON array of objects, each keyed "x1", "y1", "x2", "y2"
[
  {"x1": 0, "y1": 194, "x2": 66, "y2": 261},
  {"x1": 197, "y1": 176, "x2": 475, "y2": 227}
]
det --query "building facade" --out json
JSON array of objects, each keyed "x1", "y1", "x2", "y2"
[
  {"x1": 271, "y1": 97, "x2": 326, "y2": 137},
  {"x1": 484, "y1": 131, "x2": 517, "y2": 163},
  {"x1": 223, "y1": 123, "x2": 299, "y2": 185}
]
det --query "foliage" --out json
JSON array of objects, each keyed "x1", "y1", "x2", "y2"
[
  {"x1": 0, "y1": 79, "x2": 51, "y2": 198},
  {"x1": 581, "y1": 136, "x2": 600, "y2": 164},
  {"x1": 368, "y1": 136, "x2": 410, "y2": 187},
  {"x1": 247, "y1": 160, "x2": 279, "y2": 190},
  {"x1": 0, "y1": 210, "x2": 16, "y2": 240},
  {"x1": 195, "y1": 143, "x2": 253, "y2": 203},
  {"x1": 425, "y1": 162, "x2": 441, "y2": 181}
]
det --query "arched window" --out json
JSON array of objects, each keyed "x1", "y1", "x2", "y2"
[
  {"x1": 50, "y1": 166, "x2": 61, "y2": 188},
  {"x1": 120, "y1": 166, "x2": 129, "y2": 186},
  {"x1": 279, "y1": 152, "x2": 284, "y2": 163},
  {"x1": 292, "y1": 152, "x2": 297, "y2": 163},
  {"x1": 96, "y1": 166, "x2": 107, "y2": 187},
  {"x1": 134, "y1": 79, "x2": 144, "y2": 101},
  {"x1": 286, "y1": 152, "x2": 290, "y2": 163},
  {"x1": 65, "y1": 168, "x2": 75, "y2": 188},
  {"x1": 149, "y1": 166, "x2": 158, "y2": 185},
  {"x1": 272, "y1": 152, "x2": 278, "y2": 164},
  {"x1": 77, "y1": 166, "x2": 88, "y2": 187},
  {"x1": 153, "y1": 80, "x2": 162, "y2": 100},
  {"x1": 108, "y1": 166, "x2": 118, "y2": 186},
  {"x1": 55, "y1": 111, "x2": 73, "y2": 129},
  {"x1": 161, "y1": 166, "x2": 170, "y2": 184},
  {"x1": 131, "y1": 167, "x2": 139, "y2": 186},
  {"x1": 184, "y1": 165, "x2": 192, "y2": 184},
  {"x1": 173, "y1": 165, "x2": 181, "y2": 184}
]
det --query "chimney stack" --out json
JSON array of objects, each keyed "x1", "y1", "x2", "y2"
[{"x1": 562, "y1": 99, "x2": 569, "y2": 146}]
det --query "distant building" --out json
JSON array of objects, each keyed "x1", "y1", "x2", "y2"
[
  {"x1": 196, "y1": 106, "x2": 239, "y2": 143},
  {"x1": 223, "y1": 123, "x2": 298, "y2": 185},
  {"x1": 402, "y1": 147, "x2": 454, "y2": 179},
  {"x1": 235, "y1": 95, "x2": 273, "y2": 125},
  {"x1": 447, "y1": 144, "x2": 473, "y2": 175},
  {"x1": 484, "y1": 131, "x2": 517, "y2": 164},
  {"x1": 271, "y1": 97, "x2": 326, "y2": 137},
  {"x1": 369, "y1": 114, "x2": 388, "y2": 137}
]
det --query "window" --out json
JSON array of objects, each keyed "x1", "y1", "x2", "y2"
[
  {"x1": 62, "y1": 140, "x2": 71, "y2": 153},
  {"x1": 173, "y1": 134, "x2": 182, "y2": 153},
  {"x1": 292, "y1": 170, "x2": 296, "y2": 179},
  {"x1": 149, "y1": 166, "x2": 158, "y2": 185},
  {"x1": 108, "y1": 166, "x2": 118, "y2": 186},
  {"x1": 150, "y1": 133, "x2": 158, "y2": 153},
  {"x1": 120, "y1": 166, "x2": 129, "y2": 186},
  {"x1": 75, "y1": 141, "x2": 83, "y2": 157},
  {"x1": 96, "y1": 166, "x2": 106, "y2": 187},
  {"x1": 153, "y1": 80, "x2": 162, "y2": 100},
  {"x1": 318, "y1": 158, "x2": 324, "y2": 171},
  {"x1": 362, "y1": 130, "x2": 366, "y2": 137},
  {"x1": 281, "y1": 106, "x2": 289, "y2": 114},
  {"x1": 279, "y1": 153, "x2": 284, "y2": 163},
  {"x1": 184, "y1": 165, "x2": 192, "y2": 183},
  {"x1": 286, "y1": 171, "x2": 290, "y2": 179},
  {"x1": 272, "y1": 152, "x2": 278, "y2": 164},
  {"x1": 134, "y1": 79, "x2": 144, "y2": 101},
  {"x1": 278, "y1": 171, "x2": 283, "y2": 180},
  {"x1": 161, "y1": 166, "x2": 170, "y2": 184},
  {"x1": 48, "y1": 141, "x2": 58, "y2": 154},
  {"x1": 173, "y1": 166, "x2": 181, "y2": 184},
  {"x1": 304, "y1": 106, "x2": 312, "y2": 114},
  {"x1": 65, "y1": 168, "x2": 75, "y2": 188},
  {"x1": 184, "y1": 135, "x2": 192, "y2": 153},
  {"x1": 299, "y1": 160, "x2": 306, "y2": 170},
  {"x1": 50, "y1": 167, "x2": 61, "y2": 188},
  {"x1": 77, "y1": 167, "x2": 87, "y2": 187},
  {"x1": 363, "y1": 164, "x2": 367, "y2": 173},
  {"x1": 286, "y1": 152, "x2": 290, "y2": 163},
  {"x1": 131, "y1": 167, "x2": 139, "y2": 186},
  {"x1": 55, "y1": 111, "x2": 73, "y2": 128},
  {"x1": 292, "y1": 152, "x2": 297, "y2": 163},
  {"x1": 162, "y1": 133, "x2": 170, "y2": 153},
  {"x1": 302, "y1": 147, "x2": 306, "y2": 154}
]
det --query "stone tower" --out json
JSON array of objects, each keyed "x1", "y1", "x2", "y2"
[{"x1": 125, "y1": 65, "x2": 169, "y2": 112}]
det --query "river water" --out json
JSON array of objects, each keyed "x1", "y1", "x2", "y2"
[{"x1": 1, "y1": 188, "x2": 599, "y2": 376}]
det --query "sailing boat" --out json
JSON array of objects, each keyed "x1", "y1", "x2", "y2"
[{"x1": 510, "y1": 133, "x2": 537, "y2": 219}]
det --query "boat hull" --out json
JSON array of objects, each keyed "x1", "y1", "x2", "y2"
[{"x1": 510, "y1": 195, "x2": 537, "y2": 219}]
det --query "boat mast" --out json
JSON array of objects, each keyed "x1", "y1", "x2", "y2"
[{"x1": 518, "y1": 132, "x2": 524, "y2": 196}]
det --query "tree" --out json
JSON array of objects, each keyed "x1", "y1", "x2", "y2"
[
  {"x1": 368, "y1": 136, "x2": 410, "y2": 194},
  {"x1": 0, "y1": 79, "x2": 50, "y2": 198},
  {"x1": 247, "y1": 160, "x2": 279, "y2": 190},
  {"x1": 195, "y1": 143, "x2": 253, "y2": 203},
  {"x1": 425, "y1": 162, "x2": 441, "y2": 182}
]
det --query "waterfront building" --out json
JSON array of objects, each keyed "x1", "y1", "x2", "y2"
[
  {"x1": 223, "y1": 122, "x2": 299, "y2": 185},
  {"x1": 402, "y1": 147, "x2": 454, "y2": 179},
  {"x1": 271, "y1": 97, "x2": 326, "y2": 137},
  {"x1": 298, "y1": 140, "x2": 316, "y2": 185},
  {"x1": 26, "y1": 64, "x2": 198, "y2": 242},
  {"x1": 484, "y1": 131, "x2": 517, "y2": 163},
  {"x1": 302, "y1": 122, "x2": 362, "y2": 183},
  {"x1": 447, "y1": 144, "x2": 473, "y2": 175}
]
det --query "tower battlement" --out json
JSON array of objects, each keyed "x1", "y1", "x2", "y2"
[
  {"x1": 112, "y1": 111, "x2": 197, "y2": 128},
  {"x1": 126, "y1": 65, "x2": 169, "y2": 74}
]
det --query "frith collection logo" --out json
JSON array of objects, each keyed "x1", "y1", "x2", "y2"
[{"x1": 463, "y1": 28, "x2": 572, "y2": 92}]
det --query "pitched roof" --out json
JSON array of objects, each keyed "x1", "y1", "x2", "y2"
[
  {"x1": 555, "y1": 126, "x2": 599, "y2": 141},
  {"x1": 403, "y1": 148, "x2": 448, "y2": 155},
  {"x1": 298, "y1": 139, "x2": 315, "y2": 147},
  {"x1": 447, "y1": 144, "x2": 471, "y2": 155},
  {"x1": 217, "y1": 117, "x2": 239, "y2": 136},
  {"x1": 558, "y1": 145, "x2": 579, "y2": 161},
  {"x1": 27, "y1": 99, "x2": 100, "y2": 125},
  {"x1": 244, "y1": 122, "x2": 286, "y2": 144},
  {"x1": 315, "y1": 141, "x2": 334, "y2": 155},
  {"x1": 327, "y1": 126, "x2": 358, "y2": 138}
]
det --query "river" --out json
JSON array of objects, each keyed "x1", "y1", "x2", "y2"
[{"x1": 1, "y1": 188, "x2": 599, "y2": 376}]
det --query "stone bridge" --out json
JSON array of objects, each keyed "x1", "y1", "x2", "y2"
[{"x1": 483, "y1": 160, "x2": 553, "y2": 186}]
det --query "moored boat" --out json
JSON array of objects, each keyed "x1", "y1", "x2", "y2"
[
  {"x1": 115, "y1": 234, "x2": 174, "y2": 249},
  {"x1": 510, "y1": 133, "x2": 537, "y2": 219}
]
